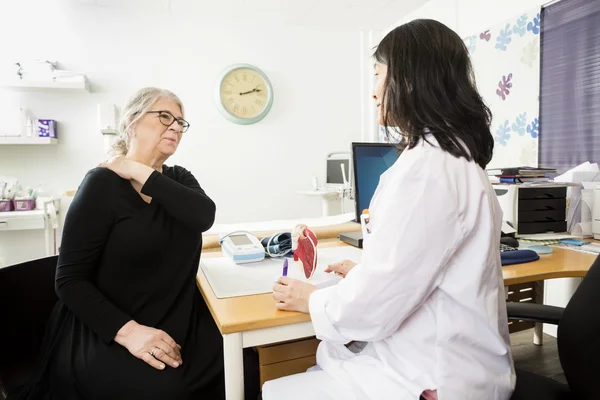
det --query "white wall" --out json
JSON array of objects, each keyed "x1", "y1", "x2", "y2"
[
  {"x1": 0, "y1": 0, "x2": 362, "y2": 227},
  {"x1": 456, "y1": 0, "x2": 548, "y2": 37},
  {"x1": 387, "y1": 0, "x2": 549, "y2": 37},
  {"x1": 385, "y1": 0, "x2": 458, "y2": 34}
]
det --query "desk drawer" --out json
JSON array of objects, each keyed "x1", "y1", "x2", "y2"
[
  {"x1": 518, "y1": 187, "x2": 567, "y2": 199},
  {"x1": 259, "y1": 355, "x2": 316, "y2": 386},
  {"x1": 257, "y1": 338, "x2": 320, "y2": 386},
  {"x1": 518, "y1": 209, "x2": 566, "y2": 223},
  {"x1": 518, "y1": 198, "x2": 566, "y2": 211},
  {"x1": 0, "y1": 215, "x2": 45, "y2": 231},
  {"x1": 257, "y1": 338, "x2": 320, "y2": 365},
  {"x1": 518, "y1": 221, "x2": 567, "y2": 235}
]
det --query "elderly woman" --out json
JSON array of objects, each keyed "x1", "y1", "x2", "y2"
[{"x1": 20, "y1": 88, "x2": 239, "y2": 399}]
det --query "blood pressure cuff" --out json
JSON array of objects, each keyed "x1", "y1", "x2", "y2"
[
  {"x1": 501, "y1": 249, "x2": 540, "y2": 266},
  {"x1": 261, "y1": 232, "x2": 292, "y2": 257}
]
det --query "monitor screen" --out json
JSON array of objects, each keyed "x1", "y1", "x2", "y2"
[{"x1": 352, "y1": 142, "x2": 401, "y2": 222}]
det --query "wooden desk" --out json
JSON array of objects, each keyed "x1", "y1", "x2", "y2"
[
  {"x1": 197, "y1": 235, "x2": 597, "y2": 400},
  {"x1": 198, "y1": 223, "x2": 358, "y2": 400},
  {"x1": 502, "y1": 246, "x2": 596, "y2": 285},
  {"x1": 502, "y1": 246, "x2": 597, "y2": 345}
]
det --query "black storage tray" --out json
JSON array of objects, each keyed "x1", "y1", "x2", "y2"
[
  {"x1": 518, "y1": 198, "x2": 566, "y2": 211},
  {"x1": 518, "y1": 209, "x2": 566, "y2": 223},
  {"x1": 518, "y1": 187, "x2": 567, "y2": 200},
  {"x1": 518, "y1": 221, "x2": 567, "y2": 235}
]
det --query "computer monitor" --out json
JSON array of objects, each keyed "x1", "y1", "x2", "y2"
[{"x1": 351, "y1": 142, "x2": 401, "y2": 222}]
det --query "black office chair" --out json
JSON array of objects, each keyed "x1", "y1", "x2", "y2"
[
  {"x1": 508, "y1": 254, "x2": 600, "y2": 400},
  {"x1": 0, "y1": 256, "x2": 58, "y2": 399}
]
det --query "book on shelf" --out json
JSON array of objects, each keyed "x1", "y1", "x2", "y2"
[
  {"x1": 498, "y1": 177, "x2": 550, "y2": 184},
  {"x1": 487, "y1": 166, "x2": 557, "y2": 176}
]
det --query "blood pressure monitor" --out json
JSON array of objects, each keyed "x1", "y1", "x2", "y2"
[{"x1": 219, "y1": 231, "x2": 265, "y2": 264}]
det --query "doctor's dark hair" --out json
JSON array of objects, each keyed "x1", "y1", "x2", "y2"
[{"x1": 374, "y1": 19, "x2": 494, "y2": 169}]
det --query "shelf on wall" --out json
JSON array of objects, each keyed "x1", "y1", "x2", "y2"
[
  {"x1": 0, "y1": 78, "x2": 90, "y2": 93},
  {"x1": 0, "y1": 137, "x2": 58, "y2": 145}
]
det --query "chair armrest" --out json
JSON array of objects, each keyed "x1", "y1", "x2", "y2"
[{"x1": 506, "y1": 302, "x2": 564, "y2": 325}]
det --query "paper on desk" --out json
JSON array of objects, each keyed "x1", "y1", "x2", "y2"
[
  {"x1": 206, "y1": 212, "x2": 355, "y2": 235},
  {"x1": 580, "y1": 243, "x2": 600, "y2": 254},
  {"x1": 567, "y1": 186, "x2": 581, "y2": 232},
  {"x1": 199, "y1": 246, "x2": 363, "y2": 299},
  {"x1": 578, "y1": 189, "x2": 594, "y2": 236},
  {"x1": 583, "y1": 182, "x2": 600, "y2": 190},
  {"x1": 554, "y1": 161, "x2": 600, "y2": 183},
  {"x1": 555, "y1": 162, "x2": 600, "y2": 235},
  {"x1": 518, "y1": 233, "x2": 576, "y2": 241},
  {"x1": 554, "y1": 243, "x2": 600, "y2": 255},
  {"x1": 571, "y1": 222, "x2": 592, "y2": 237},
  {"x1": 567, "y1": 186, "x2": 594, "y2": 236},
  {"x1": 502, "y1": 221, "x2": 516, "y2": 235}
]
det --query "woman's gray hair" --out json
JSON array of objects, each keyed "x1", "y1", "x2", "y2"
[{"x1": 110, "y1": 87, "x2": 185, "y2": 156}]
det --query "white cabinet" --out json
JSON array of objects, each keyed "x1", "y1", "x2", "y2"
[
  {"x1": 0, "y1": 209, "x2": 59, "y2": 268},
  {"x1": 0, "y1": 210, "x2": 45, "y2": 231}
]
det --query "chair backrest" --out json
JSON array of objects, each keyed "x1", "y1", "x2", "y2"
[
  {"x1": 558, "y1": 254, "x2": 600, "y2": 400},
  {"x1": 0, "y1": 256, "x2": 58, "y2": 398}
]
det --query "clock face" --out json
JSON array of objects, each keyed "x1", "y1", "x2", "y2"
[{"x1": 215, "y1": 64, "x2": 273, "y2": 125}]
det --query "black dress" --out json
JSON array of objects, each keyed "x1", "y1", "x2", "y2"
[{"x1": 20, "y1": 166, "x2": 225, "y2": 399}]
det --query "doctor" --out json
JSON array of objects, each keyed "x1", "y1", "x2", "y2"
[{"x1": 264, "y1": 19, "x2": 515, "y2": 400}]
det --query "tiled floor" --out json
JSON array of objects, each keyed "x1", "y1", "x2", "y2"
[{"x1": 511, "y1": 329, "x2": 566, "y2": 384}]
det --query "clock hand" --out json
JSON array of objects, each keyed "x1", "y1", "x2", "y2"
[{"x1": 239, "y1": 88, "x2": 262, "y2": 96}]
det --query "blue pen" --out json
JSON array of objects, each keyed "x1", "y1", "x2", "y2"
[{"x1": 282, "y1": 258, "x2": 288, "y2": 277}]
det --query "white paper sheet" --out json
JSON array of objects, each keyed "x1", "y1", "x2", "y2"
[
  {"x1": 582, "y1": 189, "x2": 593, "y2": 222},
  {"x1": 566, "y1": 186, "x2": 597, "y2": 234},
  {"x1": 580, "y1": 243, "x2": 600, "y2": 254},
  {"x1": 199, "y1": 246, "x2": 363, "y2": 299},
  {"x1": 517, "y1": 233, "x2": 576, "y2": 241},
  {"x1": 567, "y1": 186, "x2": 582, "y2": 232},
  {"x1": 553, "y1": 243, "x2": 599, "y2": 254},
  {"x1": 571, "y1": 222, "x2": 592, "y2": 237},
  {"x1": 554, "y1": 161, "x2": 600, "y2": 183},
  {"x1": 501, "y1": 221, "x2": 516, "y2": 235}
]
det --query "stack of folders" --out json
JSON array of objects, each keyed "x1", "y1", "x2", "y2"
[{"x1": 487, "y1": 167, "x2": 557, "y2": 184}]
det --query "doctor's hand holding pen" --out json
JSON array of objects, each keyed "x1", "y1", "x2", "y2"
[
  {"x1": 272, "y1": 277, "x2": 317, "y2": 313},
  {"x1": 324, "y1": 260, "x2": 357, "y2": 278}
]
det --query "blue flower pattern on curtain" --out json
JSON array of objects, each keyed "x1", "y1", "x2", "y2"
[{"x1": 463, "y1": 8, "x2": 541, "y2": 167}]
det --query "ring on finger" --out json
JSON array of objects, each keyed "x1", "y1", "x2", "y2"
[{"x1": 150, "y1": 347, "x2": 158, "y2": 357}]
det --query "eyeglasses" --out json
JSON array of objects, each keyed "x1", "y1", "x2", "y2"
[{"x1": 146, "y1": 110, "x2": 190, "y2": 133}]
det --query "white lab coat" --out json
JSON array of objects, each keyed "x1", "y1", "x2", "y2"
[{"x1": 264, "y1": 136, "x2": 515, "y2": 400}]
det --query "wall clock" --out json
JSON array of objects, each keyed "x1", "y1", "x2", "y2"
[{"x1": 214, "y1": 63, "x2": 273, "y2": 125}]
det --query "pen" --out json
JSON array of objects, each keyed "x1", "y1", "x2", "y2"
[{"x1": 282, "y1": 258, "x2": 288, "y2": 277}]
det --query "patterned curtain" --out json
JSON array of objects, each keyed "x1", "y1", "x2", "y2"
[{"x1": 463, "y1": 8, "x2": 542, "y2": 168}]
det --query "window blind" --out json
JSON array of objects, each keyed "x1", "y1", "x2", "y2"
[{"x1": 539, "y1": 0, "x2": 600, "y2": 171}]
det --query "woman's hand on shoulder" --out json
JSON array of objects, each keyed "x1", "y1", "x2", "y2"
[
  {"x1": 99, "y1": 156, "x2": 136, "y2": 180},
  {"x1": 114, "y1": 320, "x2": 183, "y2": 370},
  {"x1": 99, "y1": 156, "x2": 153, "y2": 184},
  {"x1": 324, "y1": 259, "x2": 357, "y2": 278}
]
